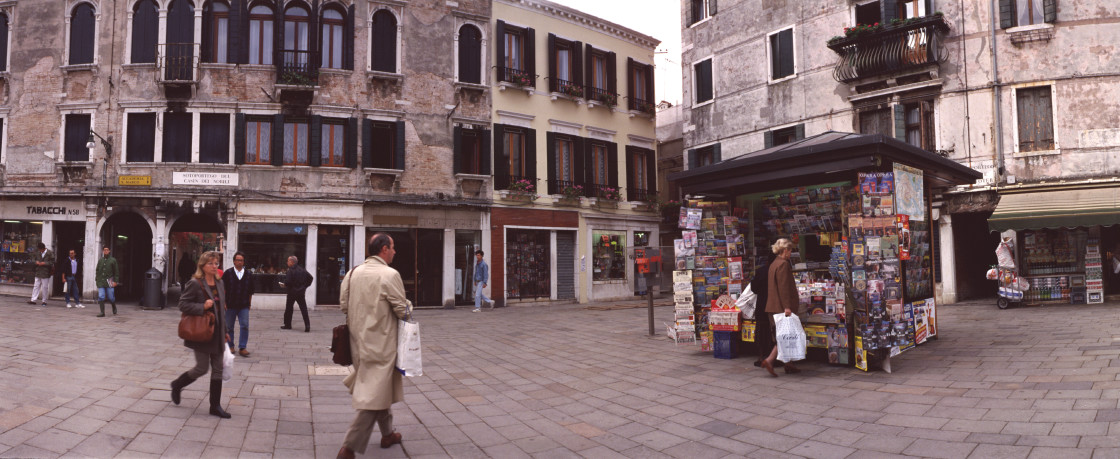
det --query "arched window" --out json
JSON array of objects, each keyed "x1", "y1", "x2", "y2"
[
  {"x1": 249, "y1": 4, "x2": 274, "y2": 65},
  {"x1": 131, "y1": 0, "x2": 158, "y2": 63},
  {"x1": 283, "y1": 4, "x2": 310, "y2": 69},
  {"x1": 69, "y1": 3, "x2": 96, "y2": 65},
  {"x1": 369, "y1": 9, "x2": 396, "y2": 73},
  {"x1": 458, "y1": 25, "x2": 481, "y2": 84},
  {"x1": 202, "y1": 1, "x2": 230, "y2": 63},
  {"x1": 320, "y1": 7, "x2": 344, "y2": 69},
  {"x1": 165, "y1": 0, "x2": 195, "y2": 80}
]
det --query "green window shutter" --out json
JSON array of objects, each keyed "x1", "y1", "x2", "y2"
[
  {"x1": 999, "y1": 0, "x2": 1014, "y2": 29},
  {"x1": 233, "y1": 113, "x2": 246, "y2": 165},
  {"x1": 712, "y1": 143, "x2": 721, "y2": 163},
  {"x1": 452, "y1": 125, "x2": 462, "y2": 174},
  {"x1": 345, "y1": 118, "x2": 358, "y2": 168},
  {"x1": 309, "y1": 115, "x2": 322, "y2": 167},
  {"x1": 361, "y1": 119, "x2": 373, "y2": 168},
  {"x1": 894, "y1": 105, "x2": 906, "y2": 141},
  {"x1": 1043, "y1": 0, "x2": 1057, "y2": 23},
  {"x1": 546, "y1": 132, "x2": 557, "y2": 194},
  {"x1": 394, "y1": 121, "x2": 405, "y2": 169},
  {"x1": 794, "y1": 123, "x2": 805, "y2": 140},
  {"x1": 764, "y1": 131, "x2": 774, "y2": 148},
  {"x1": 271, "y1": 113, "x2": 284, "y2": 166}
]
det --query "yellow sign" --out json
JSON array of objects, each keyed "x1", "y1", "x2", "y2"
[{"x1": 118, "y1": 175, "x2": 152, "y2": 186}]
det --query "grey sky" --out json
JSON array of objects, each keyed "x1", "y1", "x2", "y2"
[{"x1": 549, "y1": 0, "x2": 683, "y2": 105}]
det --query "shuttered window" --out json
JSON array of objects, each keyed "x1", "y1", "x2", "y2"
[
  {"x1": 506, "y1": 129, "x2": 527, "y2": 177},
  {"x1": 131, "y1": 0, "x2": 158, "y2": 64},
  {"x1": 456, "y1": 129, "x2": 484, "y2": 174},
  {"x1": 320, "y1": 8, "x2": 345, "y2": 69},
  {"x1": 370, "y1": 10, "x2": 396, "y2": 72},
  {"x1": 162, "y1": 113, "x2": 193, "y2": 163},
  {"x1": 69, "y1": 3, "x2": 96, "y2": 65},
  {"x1": 1000, "y1": 0, "x2": 1057, "y2": 28},
  {"x1": 859, "y1": 108, "x2": 893, "y2": 137},
  {"x1": 769, "y1": 28, "x2": 794, "y2": 80},
  {"x1": 64, "y1": 114, "x2": 91, "y2": 162},
  {"x1": 458, "y1": 25, "x2": 482, "y2": 84},
  {"x1": 364, "y1": 120, "x2": 401, "y2": 169},
  {"x1": 626, "y1": 146, "x2": 657, "y2": 202},
  {"x1": 1016, "y1": 86, "x2": 1055, "y2": 152},
  {"x1": 689, "y1": 0, "x2": 716, "y2": 25},
  {"x1": 249, "y1": 5, "x2": 274, "y2": 65},
  {"x1": 200, "y1": 114, "x2": 230, "y2": 164},
  {"x1": 126, "y1": 113, "x2": 156, "y2": 163},
  {"x1": 0, "y1": 14, "x2": 7, "y2": 72},
  {"x1": 904, "y1": 101, "x2": 935, "y2": 151},
  {"x1": 694, "y1": 59, "x2": 712, "y2": 104}
]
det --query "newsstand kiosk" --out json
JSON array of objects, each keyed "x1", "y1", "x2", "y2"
[{"x1": 666, "y1": 132, "x2": 981, "y2": 372}]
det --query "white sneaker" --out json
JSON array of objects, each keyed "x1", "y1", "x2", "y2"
[
  {"x1": 471, "y1": 309, "x2": 480, "y2": 313},
  {"x1": 77, "y1": 304, "x2": 85, "y2": 308},
  {"x1": 66, "y1": 303, "x2": 73, "y2": 308}
]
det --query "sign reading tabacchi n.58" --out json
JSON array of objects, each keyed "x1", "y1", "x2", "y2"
[{"x1": 172, "y1": 172, "x2": 239, "y2": 186}]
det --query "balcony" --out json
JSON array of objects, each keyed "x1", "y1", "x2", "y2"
[
  {"x1": 627, "y1": 188, "x2": 655, "y2": 203},
  {"x1": 628, "y1": 97, "x2": 656, "y2": 116},
  {"x1": 158, "y1": 43, "x2": 199, "y2": 83},
  {"x1": 550, "y1": 78, "x2": 584, "y2": 99},
  {"x1": 586, "y1": 183, "x2": 621, "y2": 201},
  {"x1": 498, "y1": 67, "x2": 536, "y2": 95},
  {"x1": 826, "y1": 14, "x2": 950, "y2": 83},
  {"x1": 277, "y1": 50, "x2": 319, "y2": 86},
  {"x1": 586, "y1": 87, "x2": 618, "y2": 108}
]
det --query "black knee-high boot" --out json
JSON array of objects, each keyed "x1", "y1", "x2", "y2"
[
  {"x1": 111, "y1": 301, "x2": 117, "y2": 314},
  {"x1": 209, "y1": 379, "x2": 231, "y2": 418},
  {"x1": 97, "y1": 302, "x2": 105, "y2": 317},
  {"x1": 170, "y1": 373, "x2": 197, "y2": 405}
]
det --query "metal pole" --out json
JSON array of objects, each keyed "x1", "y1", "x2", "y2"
[{"x1": 647, "y1": 273, "x2": 655, "y2": 336}]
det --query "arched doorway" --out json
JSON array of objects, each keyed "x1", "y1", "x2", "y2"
[
  {"x1": 169, "y1": 213, "x2": 224, "y2": 289},
  {"x1": 100, "y1": 212, "x2": 153, "y2": 301}
]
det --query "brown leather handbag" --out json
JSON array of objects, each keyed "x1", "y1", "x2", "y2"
[
  {"x1": 178, "y1": 311, "x2": 215, "y2": 342},
  {"x1": 331, "y1": 324, "x2": 352, "y2": 366}
]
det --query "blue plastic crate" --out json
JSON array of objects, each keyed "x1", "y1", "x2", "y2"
[{"x1": 713, "y1": 330, "x2": 740, "y2": 359}]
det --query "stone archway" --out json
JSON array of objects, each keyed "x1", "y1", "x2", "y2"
[
  {"x1": 167, "y1": 212, "x2": 225, "y2": 289},
  {"x1": 99, "y1": 211, "x2": 154, "y2": 301}
]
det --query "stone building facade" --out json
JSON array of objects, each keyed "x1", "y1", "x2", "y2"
[
  {"x1": 677, "y1": 0, "x2": 1120, "y2": 304},
  {"x1": 0, "y1": 0, "x2": 492, "y2": 309}
]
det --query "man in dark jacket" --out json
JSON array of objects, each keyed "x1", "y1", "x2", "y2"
[
  {"x1": 280, "y1": 255, "x2": 313, "y2": 332},
  {"x1": 29, "y1": 242, "x2": 55, "y2": 307},
  {"x1": 223, "y1": 251, "x2": 255, "y2": 357},
  {"x1": 62, "y1": 249, "x2": 85, "y2": 309}
]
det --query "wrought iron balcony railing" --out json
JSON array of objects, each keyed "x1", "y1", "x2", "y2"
[
  {"x1": 827, "y1": 15, "x2": 950, "y2": 83},
  {"x1": 551, "y1": 78, "x2": 583, "y2": 98},
  {"x1": 628, "y1": 97, "x2": 655, "y2": 114},
  {"x1": 495, "y1": 174, "x2": 536, "y2": 192},
  {"x1": 158, "y1": 43, "x2": 199, "y2": 83},
  {"x1": 277, "y1": 50, "x2": 319, "y2": 86},
  {"x1": 548, "y1": 179, "x2": 584, "y2": 197},
  {"x1": 499, "y1": 67, "x2": 536, "y2": 88},
  {"x1": 586, "y1": 86, "x2": 618, "y2": 107},
  {"x1": 586, "y1": 183, "x2": 621, "y2": 200},
  {"x1": 627, "y1": 188, "x2": 655, "y2": 203}
]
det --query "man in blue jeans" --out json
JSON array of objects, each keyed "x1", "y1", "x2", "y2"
[
  {"x1": 63, "y1": 249, "x2": 85, "y2": 308},
  {"x1": 223, "y1": 252, "x2": 255, "y2": 357},
  {"x1": 472, "y1": 250, "x2": 493, "y2": 312}
]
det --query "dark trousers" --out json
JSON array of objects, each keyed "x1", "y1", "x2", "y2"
[
  {"x1": 284, "y1": 293, "x2": 310, "y2": 329},
  {"x1": 754, "y1": 310, "x2": 775, "y2": 359}
]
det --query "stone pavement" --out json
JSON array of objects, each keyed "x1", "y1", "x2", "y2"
[{"x1": 0, "y1": 295, "x2": 1118, "y2": 459}]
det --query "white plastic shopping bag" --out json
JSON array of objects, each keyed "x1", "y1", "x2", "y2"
[
  {"x1": 396, "y1": 319, "x2": 423, "y2": 377},
  {"x1": 774, "y1": 313, "x2": 807, "y2": 363},
  {"x1": 736, "y1": 283, "x2": 757, "y2": 318},
  {"x1": 222, "y1": 345, "x2": 235, "y2": 381}
]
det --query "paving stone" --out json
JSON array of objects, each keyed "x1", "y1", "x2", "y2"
[{"x1": 967, "y1": 444, "x2": 1033, "y2": 459}]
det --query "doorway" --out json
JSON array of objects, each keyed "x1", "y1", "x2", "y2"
[
  {"x1": 100, "y1": 212, "x2": 153, "y2": 301},
  {"x1": 316, "y1": 225, "x2": 349, "y2": 305},
  {"x1": 169, "y1": 213, "x2": 224, "y2": 290},
  {"x1": 454, "y1": 230, "x2": 481, "y2": 306},
  {"x1": 367, "y1": 228, "x2": 444, "y2": 307},
  {"x1": 53, "y1": 222, "x2": 86, "y2": 296},
  {"x1": 952, "y1": 211, "x2": 1000, "y2": 301}
]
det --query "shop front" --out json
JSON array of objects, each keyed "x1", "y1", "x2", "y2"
[
  {"x1": 584, "y1": 213, "x2": 661, "y2": 302},
  {"x1": 490, "y1": 207, "x2": 579, "y2": 306},
  {"x1": 668, "y1": 132, "x2": 980, "y2": 372},
  {"x1": 988, "y1": 186, "x2": 1120, "y2": 304},
  {"x1": 0, "y1": 198, "x2": 87, "y2": 297}
]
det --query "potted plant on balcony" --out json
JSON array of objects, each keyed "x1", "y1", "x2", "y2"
[
  {"x1": 503, "y1": 179, "x2": 538, "y2": 202},
  {"x1": 279, "y1": 70, "x2": 315, "y2": 86},
  {"x1": 556, "y1": 184, "x2": 583, "y2": 205},
  {"x1": 637, "y1": 101, "x2": 657, "y2": 115},
  {"x1": 594, "y1": 186, "x2": 621, "y2": 208},
  {"x1": 513, "y1": 73, "x2": 534, "y2": 88},
  {"x1": 559, "y1": 82, "x2": 584, "y2": 98},
  {"x1": 594, "y1": 92, "x2": 618, "y2": 107}
]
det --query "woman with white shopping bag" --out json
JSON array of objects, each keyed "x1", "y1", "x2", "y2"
[
  {"x1": 170, "y1": 251, "x2": 233, "y2": 418},
  {"x1": 760, "y1": 238, "x2": 804, "y2": 377}
]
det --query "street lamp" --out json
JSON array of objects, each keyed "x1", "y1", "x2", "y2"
[{"x1": 88, "y1": 130, "x2": 113, "y2": 188}]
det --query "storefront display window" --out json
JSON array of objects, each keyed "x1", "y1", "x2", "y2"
[
  {"x1": 593, "y1": 231, "x2": 626, "y2": 281},
  {"x1": 507, "y1": 230, "x2": 550, "y2": 299},
  {"x1": 238, "y1": 223, "x2": 308, "y2": 294},
  {"x1": 1022, "y1": 229, "x2": 1087, "y2": 276},
  {"x1": 0, "y1": 221, "x2": 43, "y2": 285}
]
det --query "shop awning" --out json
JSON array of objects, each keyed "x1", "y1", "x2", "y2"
[
  {"x1": 988, "y1": 187, "x2": 1120, "y2": 232},
  {"x1": 668, "y1": 132, "x2": 982, "y2": 196}
]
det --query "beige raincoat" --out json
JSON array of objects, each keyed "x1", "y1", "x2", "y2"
[{"x1": 340, "y1": 256, "x2": 412, "y2": 410}]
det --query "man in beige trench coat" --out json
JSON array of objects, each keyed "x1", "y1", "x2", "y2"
[{"x1": 337, "y1": 233, "x2": 412, "y2": 459}]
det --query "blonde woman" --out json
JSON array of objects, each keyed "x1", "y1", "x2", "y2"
[
  {"x1": 170, "y1": 251, "x2": 232, "y2": 418},
  {"x1": 760, "y1": 238, "x2": 801, "y2": 376}
]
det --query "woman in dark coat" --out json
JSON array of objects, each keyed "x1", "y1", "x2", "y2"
[
  {"x1": 760, "y1": 238, "x2": 801, "y2": 376},
  {"x1": 750, "y1": 253, "x2": 780, "y2": 368},
  {"x1": 170, "y1": 251, "x2": 232, "y2": 418}
]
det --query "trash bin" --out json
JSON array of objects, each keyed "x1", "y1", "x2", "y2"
[{"x1": 143, "y1": 267, "x2": 164, "y2": 310}]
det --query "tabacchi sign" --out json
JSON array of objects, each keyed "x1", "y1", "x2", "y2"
[{"x1": 172, "y1": 172, "x2": 239, "y2": 186}]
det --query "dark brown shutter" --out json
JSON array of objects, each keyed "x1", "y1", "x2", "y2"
[
  {"x1": 199, "y1": 114, "x2": 230, "y2": 164},
  {"x1": 459, "y1": 25, "x2": 481, "y2": 84},
  {"x1": 361, "y1": 119, "x2": 373, "y2": 167},
  {"x1": 0, "y1": 14, "x2": 8, "y2": 71},
  {"x1": 309, "y1": 1, "x2": 319, "y2": 72},
  {"x1": 606, "y1": 142, "x2": 618, "y2": 188},
  {"x1": 712, "y1": 143, "x2": 721, "y2": 163},
  {"x1": 584, "y1": 44, "x2": 594, "y2": 98},
  {"x1": 309, "y1": 115, "x2": 322, "y2": 167},
  {"x1": 493, "y1": 124, "x2": 509, "y2": 189},
  {"x1": 894, "y1": 104, "x2": 906, "y2": 141},
  {"x1": 343, "y1": 5, "x2": 355, "y2": 70},
  {"x1": 234, "y1": 113, "x2": 246, "y2": 164},
  {"x1": 764, "y1": 131, "x2": 774, "y2": 148},
  {"x1": 64, "y1": 114, "x2": 91, "y2": 162},
  {"x1": 626, "y1": 58, "x2": 635, "y2": 110},
  {"x1": 778, "y1": 29, "x2": 794, "y2": 78},
  {"x1": 273, "y1": 3, "x2": 283, "y2": 71},
  {"x1": 162, "y1": 112, "x2": 193, "y2": 163},
  {"x1": 127, "y1": 113, "x2": 156, "y2": 163},
  {"x1": 480, "y1": 129, "x2": 491, "y2": 175},
  {"x1": 606, "y1": 51, "x2": 617, "y2": 99},
  {"x1": 709, "y1": 0, "x2": 718, "y2": 15},
  {"x1": 453, "y1": 126, "x2": 462, "y2": 174},
  {"x1": 625, "y1": 146, "x2": 636, "y2": 198},
  {"x1": 495, "y1": 20, "x2": 506, "y2": 82},
  {"x1": 645, "y1": 149, "x2": 657, "y2": 194},
  {"x1": 69, "y1": 4, "x2": 95, "y2": 65},
  {"x1": 794, "y1": 124, "x2": 805, "y2": 140},
  {"x1": 687, "y1": 148, "x2": 697, "y2": 169},
  {"x1": 230, "y1": 0, "x2": 246, "y2": 64},
  {"x1": 999, "y1": 0, "x2": 1014, "y2": 28},
  {"x1": 345, "y1": 118, "x2": 358, "y2": 168},
  {"x1": 524, "y1": 128, "x2": 537, "y2": 181},
  {"x1": 546, "y1": 132, "x2": 557, "y2": 194},
  {"x1": 882, "y1": 0, "x2": 899, "y2": 22},
  {"x1": 524, "y1": 28, "x2": 536, "y2": 87},
  {"x1": 394, "y1": 121, "x2": 406, "y2": 169},
  {"x1": 572, "y1": 41, "x2": 583, "y2": 88},
  {"x1": 573, "y1": 137, "x2": 586, "y2": 191},
  {"x1": 371, "y1": 10, "x2": 396, "y2": 72},
  {"x1": 271, "y1": 113, "x2": 284, "y2": 166},
  {"x1": 201, "y1": 2, "x2": 213, "y2": 63},
  {"x1": 646, "y1": 64, "x2": 655, "y2": 105},
  {"x1": 547, "y1": 34, "x2": 557, "y2": 92},
  {"x1": 132, "y1": 0, "x2": 158, "y2": 64}
]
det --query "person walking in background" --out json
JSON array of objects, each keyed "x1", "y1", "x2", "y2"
[
  {"x1": 472, "y1": 250, "x2": 493, "y2": 313},
  {"x1": 62, "y1": 249, "x2": 85, "y2": 309},
  {"x1": 95, "y1": 246, "x2": 120, "y2": 317},
  {"x1": 223, "y1": 251, "x2": 254, "y2": 357},
  {"x1": 178, "y1": 251, "x2": 195, "y2": 289},
  {"x1": 760, "y1": 238, "x2": 802, "y2": 376},
  {"x1": 170, "y1": 251, "x2": 232, "y2": 419},
  {"x1": 336, "y1": 233, "x2": 410, "y2": 458},
  {"x1": 29, "y1": 242, "x2": 55, "y2": 307},
  {"x1": 280, "y1": 255, "x2": 313, "y2": 332}
]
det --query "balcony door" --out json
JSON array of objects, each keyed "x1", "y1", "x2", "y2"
[{"x1": 165, "y1": 0, "x2": 194, "y2": 81}]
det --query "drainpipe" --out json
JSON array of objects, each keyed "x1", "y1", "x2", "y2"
[{"x1": 990, "y1": 0, "x2": 1005, "y2": 185}]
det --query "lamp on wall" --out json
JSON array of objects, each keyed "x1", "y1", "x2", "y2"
[{"x1": 88, "y1": 130, "x2": 113, "y2": 189}]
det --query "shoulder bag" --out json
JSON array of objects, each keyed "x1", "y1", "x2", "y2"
[
  {"x1": 331, "y1": 269, "x2": 355, "y2": 366},
  {"x1": 178, "y1": 281, "x2": 216, "y2": 341}
]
